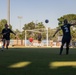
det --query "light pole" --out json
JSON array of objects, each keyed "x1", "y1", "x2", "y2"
[
  {"x1": 18, "y1": 16, "x2": 23, "y2": 31},
  {"x1": 45, "y1": 19, "x2": 49, "y2": 47},
  {"x1": 7, "y1": 0, "x2": 10, "y2": 26}
]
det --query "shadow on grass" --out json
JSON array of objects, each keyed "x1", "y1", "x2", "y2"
[{"x1": 0, "y1": 48, "x2": 76, "y2": 75}]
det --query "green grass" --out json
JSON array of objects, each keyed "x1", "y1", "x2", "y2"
[{"x1": 0, "y1": 48, "x2": 76, "y2": 75}]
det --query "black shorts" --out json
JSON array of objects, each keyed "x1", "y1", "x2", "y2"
[
  {"x1": 3, "y1": 37, "x2": 10, "y2": 40},
  {"x1": 62, "y1": 36, "x2": 71, "y2": 44},
  {"x1": 38, "y1": 39, "x2": 41, "y2": 41}
]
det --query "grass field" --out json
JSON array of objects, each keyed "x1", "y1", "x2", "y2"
[{"x1": 0, "y1": 48, "x2": 76, "y2": 75}]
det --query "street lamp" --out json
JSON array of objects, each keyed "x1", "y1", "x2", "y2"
[
  {"x1": 18, "y1": 16, "x2": 23, "y2": 31},
  {"x1": 45, "y1": 19, "x2": 49, "y2": 47},
  {"x1": 7, "y1": 0, "x2": 10, "y2": 25}
]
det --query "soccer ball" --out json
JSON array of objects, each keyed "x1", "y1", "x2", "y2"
[{"x1": 45, "y1": 19, "x2": 49, "y2": 23}]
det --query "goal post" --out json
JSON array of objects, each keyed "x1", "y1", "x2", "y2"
[{"x1": 25, "y1": 28, "x2": 49, "y2": 47}]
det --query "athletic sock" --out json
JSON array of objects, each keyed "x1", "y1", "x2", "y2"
[
  {"x1": 59, "y1": 46, "x2": 63, "y2": 55},
  {"x1": 1, "y1": 45, "x2": 4, "y2": 51},
  {"x1": 6, "y1": 46, "x2": 8, "y2": 49},
  {"x1": 2, "y1": 45, "x2": 4, "y2": 49}
]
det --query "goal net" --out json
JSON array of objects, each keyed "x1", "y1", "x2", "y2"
[{"x1": 24, "y1": 28, "x2": 49, "y2": 47}]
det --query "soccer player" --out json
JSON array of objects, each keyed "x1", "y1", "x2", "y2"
[
  {"x1": 29, "y1": 36, "x2": 33, "y2": 46},
  {"x1": 1, "y1": 24, "x2": 16, "y2": 50},
  {"x1": 37, "y1": 33, "x2": 42, "y2": 47},
  {"x1": 53, "y1": 19, "x2": 76, "y2": 55}
]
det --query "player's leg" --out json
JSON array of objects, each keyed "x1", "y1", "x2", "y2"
[
  {"x1": 66, "y1": 38, "x2": 71, "y2": 55},
  {"x1": 6, "y1": 40, "x2": 10, "y2": 49},
  {"x1": 31, "y1": 42, "x2": 33, "y2": 46},
  {"x1": 38, "y1": 40, "x2": 41, "y2": 47},
  {"x1": 1, "y1": 39, "x2": 6, "y2": 50},
  {"x1": 60, "y1": 38, "x2": 65, "y2": 55},
  {"x1": 30, "y1": 42, "x2": 32, "y2": 47}
]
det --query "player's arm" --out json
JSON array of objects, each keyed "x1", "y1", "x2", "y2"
[
  {"x1": 10, "y1": 30, "x2": 19, "y2": 39},
  {"x1": 1, "y1": 29, "x2": 6, "y2": 35},
  {"x1": 53, "y1": 28, "x2": 61, "y2": 37},
  {"x1": 70, "y1": 22, "x2": 76, "y2": 26},
  {"x1": 10, "y1": 29, "x2": 16, "y2": 35}
]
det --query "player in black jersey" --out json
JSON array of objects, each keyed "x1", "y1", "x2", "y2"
[
  {"x1": 37, "y1": 33, "x2": 42, "y2": 47},
  {"x1": 1, "y1": 24, "x2": 16, "y2": 50},
  {"x1": 53, "y1": 19, "x2": 76, "y2": 55}
]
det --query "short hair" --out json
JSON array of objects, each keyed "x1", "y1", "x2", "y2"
[
  {"x1": 64, "y1": 19, "x2": 68, "y2": 23},
  {"x1": 5, "y1": 24, "x2": 8, "y2": 26}
]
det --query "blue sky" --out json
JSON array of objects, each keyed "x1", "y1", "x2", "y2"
[{"x1": 0, "y1": 0, "x2": 76, "y2": 30}]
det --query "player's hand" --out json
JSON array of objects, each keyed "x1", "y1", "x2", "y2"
[
  {"x1": 15, "y1": 34, "x2": 18, "y2": 39},
  {"x1": 52, "y1": 34, "x2": 55, "y2": 37}
]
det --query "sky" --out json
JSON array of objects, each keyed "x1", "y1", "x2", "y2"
[{"x1": 0, "y1": 0, "x2": 76, "y2": 30}]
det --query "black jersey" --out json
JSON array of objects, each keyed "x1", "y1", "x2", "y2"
[
  {"x1": 61, "y1": 24, "x2": 71, "y2": 37},
  {"x1": 2, "y1": 28, "x2": 14, "y2": 40},
  {"x1": 38, "y1": 34, "x2": 42, "y2": 41}
]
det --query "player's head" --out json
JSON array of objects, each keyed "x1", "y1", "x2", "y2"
[
  {"x1": 5, "y1": 24, "x2": 8, "y2": 28},
  {"x1": 38, "y1": 33, "x2": 41, "y2": 35},
  {"x1": 64, "y1": 19, "x2": 68, "y2": 25}
]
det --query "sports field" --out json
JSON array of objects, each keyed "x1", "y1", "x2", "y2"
[{"x1": 0, "y1": 48, "x2": 76, "y2": 75}]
